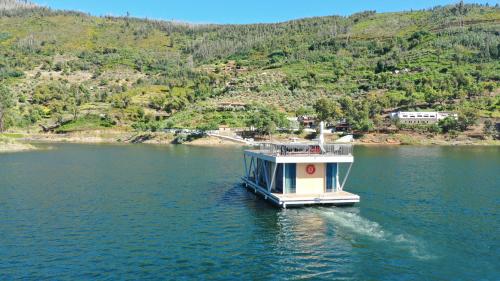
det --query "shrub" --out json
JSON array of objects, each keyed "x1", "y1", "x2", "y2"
[
  {"x1": 427, "y1": 123, "x2": 442, "y2": 134},
  {"x1": 439, "y1": 117, "x2": 459, "y2": 133}
]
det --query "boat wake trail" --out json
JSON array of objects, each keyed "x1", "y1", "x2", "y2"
[{"x1": 315, "y1": 208, "x2": 435, "y2": 260}]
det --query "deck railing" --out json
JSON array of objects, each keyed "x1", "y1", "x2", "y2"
[{"x1": 257, "y1": 143, "x2": 353, "y2": 156}]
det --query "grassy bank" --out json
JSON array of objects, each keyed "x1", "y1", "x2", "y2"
[{"x1": 0, "y1": 133, "x2": 37, "y2": 152}]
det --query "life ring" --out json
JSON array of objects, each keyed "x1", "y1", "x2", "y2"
[{"x1": 306, "y1": 164, "x2": 316, "y2": 175}]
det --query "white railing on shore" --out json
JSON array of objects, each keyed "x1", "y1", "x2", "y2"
[{"x1": 257, "y1": 143, "x2": 352, "y2": 156}]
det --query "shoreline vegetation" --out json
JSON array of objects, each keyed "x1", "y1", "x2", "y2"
[{"x1": 1, "y1": 130, "x2": 497, "y2": 153}]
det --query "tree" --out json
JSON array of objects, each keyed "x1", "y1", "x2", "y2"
[
  {"x1": 263, "y1": 121, "x2": 277, "y2": 139},
  {"x1": 337, "y1": 97, "x2": 374, "y2": 132},
  {"x1": 246, "y1": 105, "x2": 288, "y2": 138},
  {"x1": 68, "y1": 99, "x2": 79, "y2": 120},
  {"x1": 164, "y1": 95, "x2": 188, "y2": 114},
  {"x1": 287, "y1": 77, "x2": 300, "y2": 92},
  {"x1": 484, "y1": 82, "x2": 495, "y2": 95},
  {"x1": 26, "y1": 106, "x2": 43, "y2": 125},
  {"x1": 111, "y1": 93, "x2": 131, "y2": 109},
  {"x1": 457, "y1": 106, "x2": 479, "y2": 131},
  {"x1": 483, "y1": 119, "x2": 495, "y2": 137},
  {"x1": 424, "y1": 89, "x2": 440, "y2": 105},
  {"x1": 373, "y1": 114, "x2": 384, "y2": 132},
  {"x1": 149, "y1": 95, "x2": 167, "y2": 110},
  {"x1": 439, "y1": 117, "x2": 459, "y2": 133},
  {"x1": 313, "y1": 98, "x2": 341, "y2": 122},
  {"x1": 295, "y1": 106, "x2": 315, "y2": 117},
  {"x1": 0, "y1": 85, "x2": 14, "y2": 132}
]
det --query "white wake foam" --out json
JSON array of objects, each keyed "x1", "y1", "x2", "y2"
[{"x1": 315, "y1": 208, "x2": 435, "y2": 260}]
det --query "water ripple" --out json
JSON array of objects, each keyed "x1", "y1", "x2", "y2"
[{"x1": 0, "y1": 144, "x2": 498, "y2": 280}]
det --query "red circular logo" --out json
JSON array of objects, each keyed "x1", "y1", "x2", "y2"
[{"x1": 306, "y1": 164, "x2": 316, "y2": 175}]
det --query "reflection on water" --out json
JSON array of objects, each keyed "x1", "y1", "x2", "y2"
[
  {"x1": 273, "y1": 208, "x2": 356, "y2": 280},
  {"x1": 0, "y1": 144, "x2": 498, "y2": 280}
]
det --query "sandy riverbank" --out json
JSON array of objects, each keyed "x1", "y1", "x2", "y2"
[
  {"x1": 0, "y1": 140, "x2": 38, "y2": 153},
  {"x1": 185, "y1": 136, "x2": 246, "y2": 146},
  {"x1": 21, "y1": 130, "x2": 134, "y2": 144},
  {"x1": 20, "y1": 131, "x2": 246, "y2": 146},
  {"x1": 350, "y1": 133, "x2": 499, "y2": 146},
  {"x1": 3, "y1": 130, "x2": 498, "y2": 148}
]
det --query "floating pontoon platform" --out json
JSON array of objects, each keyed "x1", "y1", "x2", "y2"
[
  {"x1": 243, "y1": 176, "x2": 359, "y2": 208},
  {"x1": 242, "y1": 140, "x2": 360, "y2": 208}
]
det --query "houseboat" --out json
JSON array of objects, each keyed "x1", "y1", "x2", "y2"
[{"x1": 242, "y1": 123, "x2": 359, "y2": 208}]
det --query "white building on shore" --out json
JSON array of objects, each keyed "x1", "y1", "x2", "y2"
[{"x1": 390, "y1": 111, "x2": 457, "y2": 125}]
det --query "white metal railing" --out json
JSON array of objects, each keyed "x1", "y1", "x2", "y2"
[{"x1": 257, "y1": 143, "x2": 352, "y2": 156}]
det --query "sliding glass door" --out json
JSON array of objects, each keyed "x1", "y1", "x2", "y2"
[
  {"x1": 326, "y1": 163, "x2": 338, "y2": 192},
  {"x1": 284, "y1": 163, "x2": 296, "y2": 194},
  {"x1": 275, "y1": 164, "x2": 283, "y2": 193}
]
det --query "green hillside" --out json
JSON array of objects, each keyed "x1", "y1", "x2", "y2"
[{"x1": 0, "y1": 1, "x2": 499, "y2": 134}]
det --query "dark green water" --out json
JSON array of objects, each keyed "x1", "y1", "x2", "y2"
[{"x1": 0, "y1": 144, "x2": 498, "y2": 280}]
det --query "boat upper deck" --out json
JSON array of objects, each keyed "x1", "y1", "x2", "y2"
[{"x1": 245, "y1": 143, "x2": 354, "y2": 163}]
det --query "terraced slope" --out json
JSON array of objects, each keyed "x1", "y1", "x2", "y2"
[{"x1": 0, "y1": 1, "x2": 498, "y2": 132}]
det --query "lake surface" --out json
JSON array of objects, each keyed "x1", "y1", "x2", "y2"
[{"x1": 0, "y1": 144, "x2": 498, "y2": 280}]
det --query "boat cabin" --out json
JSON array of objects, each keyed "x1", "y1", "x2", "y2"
[{"x1": 242, "y1": 142, "x2": 359, "y2": 208}]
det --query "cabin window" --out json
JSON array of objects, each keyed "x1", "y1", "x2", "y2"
[
  {"x1": 284, "y1": 163, "x2": 296, "y2": 194},
  {"x1": 326, "y1": 163, "x2": 338, "y2": 192}
]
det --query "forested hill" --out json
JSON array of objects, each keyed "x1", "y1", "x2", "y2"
[{"x1": 0, "y1": 1, "x2": 499, "y2": 133}]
